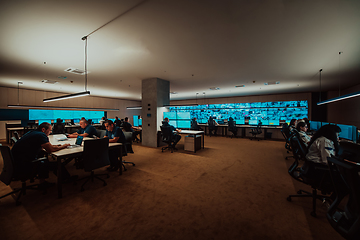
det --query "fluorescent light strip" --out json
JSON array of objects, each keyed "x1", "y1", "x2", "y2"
[
  {"x1": 317, "y1": 91, "x2": 360, "y2": 105},
  {"x1": 7, "y1": 105, "x2": 118, "y2": 111},
  {"x1": 43, "y1": 91, "x2": 90, "y2": 103},
  {"x1": 126, "y1": 106, "x2": 142, "y2": 110}
]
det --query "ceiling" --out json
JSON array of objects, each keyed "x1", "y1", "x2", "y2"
[{"x1": 1, "y1": 0, "x2": 359, "y2": 101}]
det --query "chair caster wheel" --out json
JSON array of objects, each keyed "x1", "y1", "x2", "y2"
[
  {"x1": 310, "y1": 211, "x2": 317, "y2": 217},
  {"x1": 287, "y1": 196, "x2": 292, "y2": 202}
]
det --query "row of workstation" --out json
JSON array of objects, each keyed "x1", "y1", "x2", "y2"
[{"x1": 198, "y1": 124, "x2": 284, "y2": 140}]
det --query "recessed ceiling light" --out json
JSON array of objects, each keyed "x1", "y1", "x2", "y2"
[
  {"x1": 64, "y1": 67, "x2": 89, "y2": 75},
  {"x1": 209, "y1": 87, "x2": 220, "y2": 90}
]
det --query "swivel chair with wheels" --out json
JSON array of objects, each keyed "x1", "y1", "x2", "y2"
[
  {"x1": 249, "y1": 123, "x2": 262, "y2": 140},
  {"x1": 228, "y1": 119, "x2": 237, "y2": 138},
  {"x1": 286, "y1": 133, "x2": 333, "y2": 217},
  {"x1": 281, "y1": 123, "x2": 295, "y2": 160},
  {"x1": 326, "y1": 156, "x2": 360, "y2": 240},
  {"x1": 122, "y1": 132, "x2": 135, "y2": 171},
  {"x1": 0, "y1": 146, "x2": 44, "y2": 205},
  {"x1": 77, "y1": 138, "x2": 110, "y2": 192},
  {"x1": 53, "y1": 119, "x2": 65, "y2": 134},
  {"x1": 160, "y1": 126, "x2": 176, "y2": 153}
]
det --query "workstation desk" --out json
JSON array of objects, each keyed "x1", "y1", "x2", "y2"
[
  {"x1": 198, "y1": 124, "x2": 284, "y2": 140},
  {"x1": 48, "y1": 135, "x2": 122, "y2": 198},
  {"x1": 157, "y1": 130, "x2": 205, "y2": 152}
]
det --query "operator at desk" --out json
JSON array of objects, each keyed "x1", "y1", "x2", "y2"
[
  {"x1": 11, "y1": 122, "x2": 72, "y2": 188},
  {"x1": 104, "y1": 120, "x2": 126, "y2": 172},
  {"x1": 162, "y1": 117, "x2": 182, "y2": 148},
  {"x1": 67, "y1": 119, "x2": 97, "y2": 138}
]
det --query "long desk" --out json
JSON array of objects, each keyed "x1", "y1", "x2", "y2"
[{"x1": 48, "y1": 135, "x2": 122, "y2": 198}]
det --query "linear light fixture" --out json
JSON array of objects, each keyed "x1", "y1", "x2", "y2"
[
  {"x1": 7, "y1": 104, "x2": 118, "y2": 111},
  {"x1": 126, "y1": 106, "x2": 142, "y2": 110},
  {"x1": 317, "y1": 91, "x2": 360, "y2": 105},
  {"x1": 43, "y1": 91, "x2": 90, "y2": 103}
]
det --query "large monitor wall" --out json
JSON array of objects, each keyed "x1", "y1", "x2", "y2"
[
  {"x1": 29, "y1": 109, "x2": 104, "y2": 121},
  {"x1": 169, "y1": 100, "x2": 308, "y2": 124}
]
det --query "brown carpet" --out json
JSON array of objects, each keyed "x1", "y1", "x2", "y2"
[{"x1": 0, "y1": 136, "x2": 343, "y2": 240}]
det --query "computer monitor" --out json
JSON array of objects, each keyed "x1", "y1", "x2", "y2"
[
  {"x1": 269, "y1": 120, "x2": 280, "y2": 126},
  {"x1": 249, "y1": 119, "x2": 258, "y2": 125},
  {"x1": 73, "y1": 119, "x2": 80, "y2": 124},
  {"x1": 337, "y1": 124, "x2": 355, "y2": 141},
  {"x1": 261, "y1": 120, "x2": 269, "y2": 125},
  {"x1": 309, "y1": 121, "x2": 320, "y2": 131},
  {"x1": 169, "y1": 120, "x2": 177, "y2": 128},
  {"x1": 177, "y1": 120, "x2": 191, "y2": 129},
  {"x1": 138, "y1": 119, "x2": 142, "y2": 126},
  {"x1": 133, "y1": 115, "x2": 139, "y2": 127},
  {"x1": 235, "y1": 119, "x2": 245, "y2": 125}
]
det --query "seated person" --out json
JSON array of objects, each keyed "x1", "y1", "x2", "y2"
[
  {"x1": 11, "y1": 122, "x2": 72, "y2": 188},
  {"x1": 162, "y1": 117, "x2": 181, "y2": 148},
  {"x1": 191, "y1": 117, "x2": 202, "y2": 131},
  {"x1": 208, "y1": 116, "x2": 218, "y2": 136},
  {"x1": 104, "y1": 120, "x2": 127, "y2": 172},
  {"x1": 114, "y1": 116, "x2": 122, "y2": 127},
  {"x1": 67, "y1": 119, "x2": 97, "y2": 138},
  {"x1": 296, "y1": 121, "x2": 311, "y2": 146},
  {"x1": 228, "y1": 117, "x2": 237, "y2": 137},
  {"x1": 306, "y1": 124, "x2": 341, "y2": 165},
  {"x1": 122, "y1": 117, "x2": 141, "y2": 142}
]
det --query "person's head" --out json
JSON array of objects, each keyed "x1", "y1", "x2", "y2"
[
  {"x1": 125, "y1": 117, "x2": 129, "y2": 122},
  {"x1": 308, "y1": 124, "x2": 342, "y2": 153},
  {"x1": 105, "y1": 120, "x2": 115, "y2": 132},
  {"x1": 81, "y1": 117, "x2": 86, "y2": 120},
  {"x1": 115, "y1": 116, "x2": 119, "y2": 120},
  {"x1": 303, "y1": 118, "x2": 310, "y2": 126},
  {"x1": 296, "y1": 121, "x2": 308, "y2": 132},
  {"x1": 290, "y1": 119, "x2": 296, "y2": 126},
  {"x1": 79, "y1": 119, "x2": 88, "y2": 129},
  {"x1": 229, "y1": 117, "x2": 233, "y2": 121},
  {"x1": 37, "y1": 122, "x2": 52, "y2": 136},
  {"x1": 296, "y1": 119, "x2": 305, "y2": 128},
  {"x1": 101, "y1": 117, "x2": 106, "y2": 120},
  {"x1": 194, "y1": 117, "x2": 197, "y2": 121},
  {"x1": 164, "y1": 117, "x2": 169, "y2": 122},
  {"x1": 209, "y1": 116, "x2": 213, "y2": 120}
]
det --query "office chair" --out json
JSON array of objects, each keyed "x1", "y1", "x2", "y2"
[
  {"x1": 96, "y1": 129, "x2": 106, "y2": 138},
  {"x1": 286, "y1": 133, "x2": 333, "y2": 217},
  {"x1": 160, "y1": 126, "x2": 176, "y2": 153},
  {"x1": 77, "y1": 138, "x2": 110, "y2": 192},
  {"x1": 122, "y1": 132, "x2": 135, "y2": 171},
  {"x1": 326, "y1": 156, "x2": 360, "y2": 240},
  {"x1": 13, "y1": 131, "x2": 20, "y2": 141},
  {"x1": 53, "y1": 121, "x2": 65, "y2": 134},
  {"x1": 208, "y1": 120, "x2": 217, "y2": 137},
  {"x1": 281, "y1": 124, "x2": 295, "y2": 160},
  {"x1": 0, "y1": 146, "x2": 44, "y2": 206},
  {"x1": 249, "y1": 123, "x2": 262, "y2": 140},
  {"x1": 228, "y1": 121, "x2": 237, "y2": 138}
]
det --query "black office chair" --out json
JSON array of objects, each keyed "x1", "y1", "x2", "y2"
[
  {"x1": 326, "y1": 156, "x2": 360, "y2": 240},
  {"x1": 249, "y1": 123, "x2": 262, "y2": 140},
  {"x1": 0, "y1": 146, "x2": 44, "y2": 205},
  {"x1": 53, "y1": 122, "x2": 65, "y2": 134},
  {"x1": 228, "y1": 121, "x2": 237, "y2": 138},
  {"x1": 286, "y1": 133, "x2": 333, "y2": 217},
  {"x1": 96, "y1": 129, "x2": 106, "y2": 138},
  {"x1": 160, "y1": 126, "x2": 176, "y2": 153},
  {"x1": 122, "y1": 132, "x2": 135, "y2": 171},
  {"x1": 281, "y1": 123, "x2": 295, "y2": 160},
  {"x1": 77, "y1": 138, "x2": 110, "y2": 192}
]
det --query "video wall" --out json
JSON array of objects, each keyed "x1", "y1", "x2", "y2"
[
  {"x1": 29, "y1": 109, "x2": 104, "y2": 123},
  {"x1": 169, "y1": 100, "x2": 308, "y2": 125}
]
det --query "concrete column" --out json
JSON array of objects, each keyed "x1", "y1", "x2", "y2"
[{"x1": 141, "y1": 78, "x2": 169, "y2": 147}]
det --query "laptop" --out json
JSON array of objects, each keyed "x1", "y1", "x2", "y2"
[{"x1": 67, "y1": 135, "x2": 83, "y2": 148}]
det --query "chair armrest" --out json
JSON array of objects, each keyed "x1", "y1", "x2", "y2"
[{"x1": 32, "y1": 157, "x2": 48, "y2": 163}]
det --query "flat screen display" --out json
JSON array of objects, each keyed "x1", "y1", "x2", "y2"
[{"x1": 249, "y1": 120, "x2": 258, "y2": 125}]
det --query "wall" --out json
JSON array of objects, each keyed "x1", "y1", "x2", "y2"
[
  {"x1": 0, "y1": 86, "x2": 141, "y2": 140},
  {"x1": 327, "y1": 84, "x2": 360, "y2": 128}
]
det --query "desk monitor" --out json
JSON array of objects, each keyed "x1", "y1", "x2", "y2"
[
  {"x1": 235, "y1": 119, "x2": 245, "y2": 125},
  {"x1": 269, "y1": 120, "x2": 280, "y2": 126},
  {"x1": 73, "y1": 119, "x2": 80, "y2": 124},
  {"x1": 138, "y1": 119, "x2": 142, "y2": 126},
  {"x1": 177, "y1": 112, "x2": 190, "y2": 120},
  {"x1": 217, "y1": 119, "x2": 224, "y2": 125},
  {"x1": 249, "y1": 119, "x2": 258, "y2": 125},
  {"x1": 177, "y1": 120, "x2": 191, "y2": 129},
  {"x1": 164, "y1": 112, "x2": 176, "y2": 120},
  {"x1": 261, "y1": 120, "x2": 269, "y2": 125},
  {"x1": 309, "y1": 121, "x2": 320, "y2": 131},
  {"x1": 133, "y1": 115, "x2": 139, "y2": 127}
]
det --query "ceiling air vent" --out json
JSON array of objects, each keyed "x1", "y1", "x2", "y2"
[
  {"x1": 64, "y1": 67, "x2": 88, "y2": 75},
  {"x1": 41, "y1": 79, "x2": 58, "y2": 84},
  {"x1": 209, "y1": 87, "x2": 220, "y2": 90},
  {"x1": 264, "y1": 81, "x2": 280, "y2": 85},
  {"x1": 235, "y1": 85, "x2": 245, "y2": 88}
]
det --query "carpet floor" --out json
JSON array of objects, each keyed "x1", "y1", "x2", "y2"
[{"x1": 0, "y1": 136, "x2": 343, "y2": 239}]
